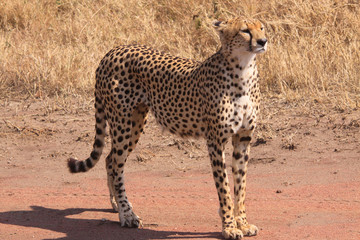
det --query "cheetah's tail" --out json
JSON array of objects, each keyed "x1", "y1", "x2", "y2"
[{"x1": 67, "y1": 92, "x2": 106, "y2": 173}]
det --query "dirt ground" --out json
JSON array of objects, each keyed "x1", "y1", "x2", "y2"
[{"x1": 0, "y1": 98, "x2": 359, "y2": 240}]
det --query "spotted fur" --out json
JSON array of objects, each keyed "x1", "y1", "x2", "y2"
[{"x1": 67, "y1": 17, "x2": 267, "y2": 239}]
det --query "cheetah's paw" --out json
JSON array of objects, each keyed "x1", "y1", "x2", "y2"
[
  {"x1": 222, "y1": 227, "x2": 243, "y2": 239},
  {"x1": 119, "y1": 211, "x2": 143, "y2": 228},
  {"x1": 238, "y1": 223, "x2": 258, "y2": 236}
]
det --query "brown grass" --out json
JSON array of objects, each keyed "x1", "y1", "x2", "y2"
[{"x1": 0, "y1": 0, "x2": 359, "y2": 109}]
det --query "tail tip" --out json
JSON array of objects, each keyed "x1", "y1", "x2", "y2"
[{"x1": 67, "y1": 158, "x2": 78, "y2": 173}]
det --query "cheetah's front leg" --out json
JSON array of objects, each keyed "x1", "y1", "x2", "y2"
[
  {"x1": 207, "y1": 139, "x2": 243, "y2": 240},
  {"x1": 231, "y1": 134, "x2": 258, "y2": 236}
]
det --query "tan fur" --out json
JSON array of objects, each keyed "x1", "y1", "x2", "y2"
[{"x1": 68, "y1": 17, "x2": 267, "y2": 239}]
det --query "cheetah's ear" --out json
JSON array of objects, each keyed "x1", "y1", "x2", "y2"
[
  {"x1": 212, "y1": 20, "x2": 227, "y2": 31},
  {"x1": 213, "y1": 20, "x2": 222, "y2": 28}
]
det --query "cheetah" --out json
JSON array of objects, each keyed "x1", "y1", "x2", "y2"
[{"x1": 67, "y1": 17, "x2": 267, "y2": 239}]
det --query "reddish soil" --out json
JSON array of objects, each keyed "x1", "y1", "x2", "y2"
[{"x1": 0, "y1": 98, "x2": 359, "y2": 240}]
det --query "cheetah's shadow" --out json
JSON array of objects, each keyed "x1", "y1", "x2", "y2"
[{"x1": 0, "y1": 206, "x2": 221, "y2": 239}]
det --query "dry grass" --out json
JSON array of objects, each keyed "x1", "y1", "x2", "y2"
[{"x1": 0, "y1": 0, "x2": 359, "y2": 109}]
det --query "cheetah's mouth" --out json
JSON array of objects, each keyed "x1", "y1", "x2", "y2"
[
  {"x1": 253, "y1": 47, "x2": 266, "y2": 53},
  {"x1": 248, "y1": 44, "x2": 266, "y2": 54}
]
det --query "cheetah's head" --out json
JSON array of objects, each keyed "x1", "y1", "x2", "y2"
[{"x1": 213, "y1": 17, "x2": 267, "y2": 54}]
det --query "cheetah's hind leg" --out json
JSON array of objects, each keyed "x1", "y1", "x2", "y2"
[
  {"x1": 106, "y1": 153, "x2": 119, "y2": 212},
  {"x1": 106, "y1": 103, "x2": 148, "y2": 227}
]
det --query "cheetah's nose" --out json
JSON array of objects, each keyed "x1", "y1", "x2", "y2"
[{"x1": 256, "y1": 38, "x2": 267, "y2": 47}]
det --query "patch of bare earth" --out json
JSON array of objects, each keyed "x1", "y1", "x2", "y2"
[{"x1": 0, "y1": 98, "x2": 359, "y2": 240}]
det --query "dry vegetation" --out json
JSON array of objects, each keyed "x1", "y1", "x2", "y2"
[{"x1": 0, "y1": 0, "x2": 359, "y2": 109}]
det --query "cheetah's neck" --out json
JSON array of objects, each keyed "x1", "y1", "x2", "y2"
[
  {"x1": 229, "y1": 50, "x2": 257, "y2": 79},
  {"x1": 218, "y1": 50, "x2": 258, "y2": 94}
]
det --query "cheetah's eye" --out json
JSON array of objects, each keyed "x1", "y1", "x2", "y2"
[
  {"x1": 260, "y1": 27, "x2": 264, "y2": 31},
  {"x1": 241, "y1": 29, "x2": 251, "y2": 34}
]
